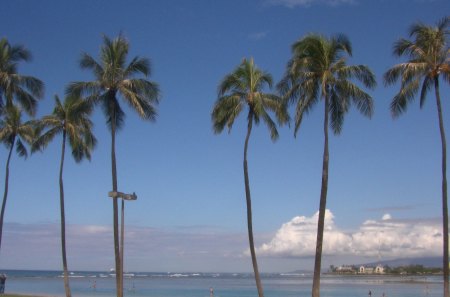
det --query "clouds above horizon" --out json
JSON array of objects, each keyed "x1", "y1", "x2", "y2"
[
  {"x1": 1, "y1": 210, "x2": 442, "y2": 272},
  {"x1": 1, "y1": 223, "x2": 249, "y2": 272},
  {"x1": 257, "y1": 210, "x2": 442, "y2": 259}
]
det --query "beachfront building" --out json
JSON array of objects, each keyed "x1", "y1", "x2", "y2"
[{"x1": 359, "y1": 265, "x2": 385, "y2": 274}]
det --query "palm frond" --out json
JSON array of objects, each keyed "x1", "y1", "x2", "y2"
[
  {"x1": 121, "y1": 79, "x2": 160, "y2": 104},
  {"x1": 69, "y1": 137, "x2": 86, "y2": 163},
  {"x1": 419, "y1": 75, "x2": 433, "y2": 108},
  {"x1": 218, "y1": 73, "x2": 243, "y2": 96},
  {"x1": 261, "y1": 94, "x2": 290, "y2": 125},
  {"x1": 390, "y1": 79, "x2": 420, "y2": 117},
  {"x1": 66, "y1": 81, "x2": 102, "y2": 98},
  {"x1": 329, "y1": 91, "x2": 346, "y2": 135},
  {"x1": 293, "y1": 91, "x2": 319, "y2": 136},
  {"x1": 9, "y1": 88, "x2": 37, "y2": 116},
  {"x1": 17, "y1": 75, "x2": 44, "y2": 99},
  {"x1": 32, "y1": 126, "x2": 61, "y2": 152},
  {"x1": 332, "y1": 33, "x2": 352, "y2": 57},
  {"x1": 393, "y1": 39, "x2": 417, "y2": 57},
  {"x1": 443, "y1": 69, "x2": 450, "y2": 85},
  {"x1": 102, "y1": 96, "x2": 125, "y2": 131},
  {"x1": 18, "y1": 121, "x2": 37, "y2": 144},
  {"x1": 80, "y1": 53, "x2": 104, "y2": 79},
  {"x1": 337, "y1": 80, "x2": 374, "y2": 118},
  {"x1": 384, "y1": 64, "x2": 405, "y2": 86},
  {"x1": 7, "y1": 42, "x2": 32, "y2": 63},
  {"x1": 212, "y1": 95, "x2": 243, "y2": 134},
  {"x1": 338, "y1": 65, "x2": 376, "y2": 89},
  {"x1": 15, "y1": 138, "x2": 28, "y2": 158},
  {"x1": 125, "y1": 57, "x2": 150, "y2": 77}
]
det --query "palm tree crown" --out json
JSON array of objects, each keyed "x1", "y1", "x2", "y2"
[
  {"x1": 0, "y1": 105, "x2": 35, "y2": 157},
  {"x1": 384, "y1": 16, "x2": 449, "y2": 115},
  {"x1": 0, "y1": 38, "x2": 44, "y2": 116},
  {"x1": 279, "y1": 34, "x2": 376, "y2": 135},
  {"x1": 212, "y1": 57, "x2": 288, "y2": 138},
  {"x1": 33, "y1": 95, "x2": 96, "y2": 160},
  {"x1": 66, "y1": 34, "x2": 160, "y2": 129}
]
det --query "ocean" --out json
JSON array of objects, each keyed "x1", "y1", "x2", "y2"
[{"x1": 1, "y1": 270, "x2": 442, "y2": 297}]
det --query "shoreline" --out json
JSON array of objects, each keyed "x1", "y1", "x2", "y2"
[{"x1": 3, "y1": 294, "x2": 55, "y2": 297}]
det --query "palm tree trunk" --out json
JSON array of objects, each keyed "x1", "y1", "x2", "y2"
[
  {"x1": 0, "y1": 137, "x2": 15, "y2": 253},
  {"x1": 312, "y1": 97, "x2": 330, "y2": 297},
  {"x1": 59, "y1": 131, "x2": 72, "y2": 297},
  {"x1": 243, "y1": 111, "x2": 264, "y2": 297},
  {"x1": 435, "y1": 78, "x2": 449, "y2": 297},
  {"x1": 120, "y1": 198, "x2": 124, "y2": 284},
  {"x1": 111, "y1": 105, "x2": 122, "y2": 297}
]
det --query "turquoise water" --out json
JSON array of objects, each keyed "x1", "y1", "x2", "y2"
[{"x1": 2, "y1": 270, "x2": 443, "y2": 297}]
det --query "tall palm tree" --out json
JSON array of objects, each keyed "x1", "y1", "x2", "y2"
[
  {"x1": 212, "y1": 58, "x2": 288, "y2": 297},
  {"x1": 278, "y1": 34, "x2": 376, "y2": 297},
  {"x1": 0, "y1": 105, "x2": 35, "y2": 253},
  {"x1": 66, "y1": 34, "x2": 160, "y2": 297},
  {"x1": 32, "y1": 95, "x2": 96, "y2": 297},
  {"x1": 0, "y1": 38, "x2": 44, "y2": 116},
  {"x1": 384, "y1": 16, "x2": 450, "y2": 297}
]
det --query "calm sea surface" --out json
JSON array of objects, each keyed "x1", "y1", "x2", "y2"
[{"x1": 1, "y1": 270, "x2": 443, "y2": 297}]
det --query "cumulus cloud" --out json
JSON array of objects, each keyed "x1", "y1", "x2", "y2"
[
  {"x1": 258, "y1": 210, "x2": 352, "y2": 257},
  {"x1": 381, "y1": 213, "x2": 392, "y2": 220},
  {"x1": 351, "y1": 217, "x2": 441, "y2": 258},
  {"x1": 257, "y1": 210, "x2": 442, "y2": 259},
  {"x1": 267, "y1": 0, "x2": 356, "y2": 8}
]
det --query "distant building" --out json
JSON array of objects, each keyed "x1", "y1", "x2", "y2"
[
  {"x1": 375, "y1": 265, "x2": 384, "y2": 274},
  {"x1": 359, "y1": 265, "x2": 385, "y2": 274}
]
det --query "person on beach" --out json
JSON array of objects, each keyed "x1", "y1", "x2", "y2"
[
  {"x1": 368, "y1": 290, "x2": 372, "y2": 297},
  {"x1": 210, "y1": 287, "x2": 214, "y2": 297},
  {"x1": 0, "y1": 274, "x2": 6, "y2": 293}
]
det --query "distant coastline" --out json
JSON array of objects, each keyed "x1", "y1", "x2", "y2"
[{"x1": 327, "y1": 264, "x2": 442, "y2": 276}]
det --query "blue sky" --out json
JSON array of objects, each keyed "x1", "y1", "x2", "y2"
[{"x1": 0, "y1": 0, "x2": 449, "y2": 273}]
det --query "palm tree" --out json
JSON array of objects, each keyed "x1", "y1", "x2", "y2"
[
  {"x1": 32, "y1": 95, "x2": 96, "y2": 297},
  {"x1": 278, "y1": 34, "x2": 376, "y2": 297},
  {"x1": 384, "y1": 16, "x2": 450, "y2": 297},
  {"x1": 0, "y1": 38, "x2": 44, "y2": 116},
  {"x1": 0, "y1": 105, "x2": 35, "y2": 253},
  {"x1": 212, "y1": 58, "x2": 288, "y2": 297},
  {"x1": 66, "y1": 34, "x2": 160, "y2": 297}
]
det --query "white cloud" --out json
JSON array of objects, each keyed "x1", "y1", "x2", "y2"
[
  {"x1": 257, "y1": 210, "x2": 442, "y2": 259},
  {"x1": 351, "y1": 217, "x2": 441, "y2": 258},
  {"x1": 258, "y1": 210, "x2": 352, "y2": 257},
  {"x1": 267, "y1": 0, "x2": 356, "y2": 8},
  {"x1": 382, "y1": 213, "x2": 392, "y2": 220}
]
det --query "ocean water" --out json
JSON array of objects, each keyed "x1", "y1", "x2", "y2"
[{"x1": 1, "y1": 270, "x2": 442, "y2": 297}]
